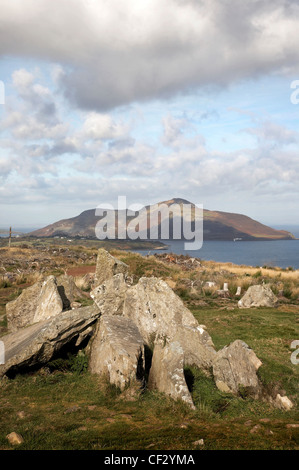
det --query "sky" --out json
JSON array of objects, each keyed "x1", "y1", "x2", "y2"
[{"x1": 1, "y1": 0, "x2": 299, "y2": 229}]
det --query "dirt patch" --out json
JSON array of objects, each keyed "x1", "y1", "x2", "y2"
[{"x1": 66, "y1": 266, "x2": 96, "y2": 276}]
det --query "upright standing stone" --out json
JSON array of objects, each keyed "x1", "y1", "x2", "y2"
[
  {"x1": 6, "y1": 276, "x2": 63, "y2": 332},
  {"x1": 89, "y1": 316, "x2": 144, "y2": 390},
  {"x1": 148, "y1": 340, "x2": 195, "y2": 409},
  {"x1": 94, "y1": 249, "x2": 129, "y2": 287},
  {"x1": 33, "y1": 276, "x2": 63, "y2": 323}
]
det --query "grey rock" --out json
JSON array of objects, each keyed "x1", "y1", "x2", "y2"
[
  {"x1": 213, "y1": 340, "x2": 262, "y2": 397},
  {"x1": 94, "y1": 249, "x2": 129, "y2": 287},
  {"x1": 6, "y1": 276, "x2": 63, "y2": 332},
  {"x1": 123, "y1": 277, "x2": 200, "y2": 345},
  {"x1": 148, "y1": 339, "x2": 195, "y2": 409},
  {"x1": 90, "y1": 273, "x2": 128, "y2": 316},
  {"x1": 33, "y1": 276, "x2": 63, "y2": 324},
  {"x1": 0, "y1": 305, "x2": 101, "y2": 378},
  {"x1": 56, "y1": 274, "x2": 85, "y2": 309},
  {"x1": 238, "y1": 285, "x2": 278, "y2": 308},
  {"x1": 173, "y1": 325, "x2": 216, "y2": 372},
  {"x1": 89, "y1": 316, "x2": 144, "y2": 391}
]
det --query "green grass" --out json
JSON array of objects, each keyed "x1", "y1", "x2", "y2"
[
  {"x1": 191, "y1": 306, "x2": 299, "y2": 403},
  {"x1": 0, "y1": 365, "x2": 298, "y2": 450}
]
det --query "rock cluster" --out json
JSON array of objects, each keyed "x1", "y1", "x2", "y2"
[{"x1": 0, "y1": 249, "x2": 292, "y2": 411}]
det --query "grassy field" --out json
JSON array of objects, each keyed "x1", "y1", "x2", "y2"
[{"x1": 0, "y1": 247, "x2": 298, "y2": 450}]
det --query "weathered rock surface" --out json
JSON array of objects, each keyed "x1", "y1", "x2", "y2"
[
  {"x1": 173, "y1": 325, "x2": 216, "y2": 372},
  {"x1": 148, "y1": 340, "x2": 195, "y2": 409},
  {"x1": 33, "y1": 276, "x2": 63, "y2": 324},
  {"x1": 213, "y1": 340, "x2": 262, "y2": 396},
  {"x1": 6, "y1": 275, "x2": 86, "y2": 332},
  {"x1": 94, "y1": 248, "x2": 129, "y2": 287},
  {"x1": 238, "y1": 285, "x2": 278, "y2": 308},
  {"x1": 0, "y1": 305, "x2": 100, "y2": 377},
  {"x1": 123, "y1": 277, "x2": 200, "y2": 345},
  {"x1": 89, "y1": 316, "x2": 144, "y2": 390},
  {"x1": 6, "y1": 276, "x2": 63, "y2": 332},
  {"x1": 90, "y1": 274, "x2": 128, "y2": 316}
]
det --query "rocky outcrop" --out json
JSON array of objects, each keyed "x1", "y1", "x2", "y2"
[
  {"x1": 89, "y1": 316, "x2": 144, "y2": 390},
  {"x1": 94, "y1": 248, "x2": 129, "y2": 287},
  {"x1": 238, "y1": 285, "x2": 278, "y2": 308},
  {"x1": 148, "y1": 340, "x2": 195, "y2": 409},
  {"x1": 90, "y1": 274, "x2": 128, "y2": 316},
  {"x1": 0, "y1": 305, "x2": 101, "y2": 378},
  {"x1": 213, "y1": 340, "x2": 262, "y2": 397}
]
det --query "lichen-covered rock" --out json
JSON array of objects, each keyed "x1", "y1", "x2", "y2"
[
  {"x1": 213, "y1": 340, "x2": 262, "y2": 397},
  {"x1": 89, "y1": 316, "x2": 144, "y2": 390},
  {"x1": 148, "y1": 340, "x2": 195, "y2": 409},
  {"x1": 238, "y1": 285, "x2": 278, "y2": 308},
  {"x1": 90, "y1": 273, "x2": 128, "y2": 316},
  {"x1": 94, "y1": 248, "x2": 129, "y2": 287},
  {"x1": 123, "y1": 277, "x2": 199, "y2": 345}
]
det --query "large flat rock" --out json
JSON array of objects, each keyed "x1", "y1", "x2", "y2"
[{"x1": 0, "y1": 305, "x2": 101, "y2": 377}]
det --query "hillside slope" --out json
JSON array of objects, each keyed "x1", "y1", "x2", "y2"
[{"x1": 30, "y1": 198, "x2": 294, "y2": 241}]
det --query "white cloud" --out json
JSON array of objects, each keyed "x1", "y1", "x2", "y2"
[{"x1": 1, "y1": 1, "x2": 299, "y2": 111}]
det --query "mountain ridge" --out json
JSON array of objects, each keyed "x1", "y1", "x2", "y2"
[{"x1": 29, "y1": 198, "x2": 295, "y2": 241}]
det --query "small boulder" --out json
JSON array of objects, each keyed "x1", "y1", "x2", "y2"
[
  {"x1": 213, "y1": 340, "x2": 262, "y2": 397},
  {"x1": 6, "y1": 432, "x2": 24, "y2": 446},
  {"x1": 94, "y1": 249, "x2": 129, "y2": 287},
  {"x1": 238, "y1": 285, "x2": 278, "y2": 308},
  {"x1": 275, "y1": 394, "x2": 293, "y2": 411}
]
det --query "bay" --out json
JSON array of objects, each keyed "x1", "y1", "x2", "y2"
[{"x1": 136, "y1": 238, "x2": 299, "y2": 270}]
